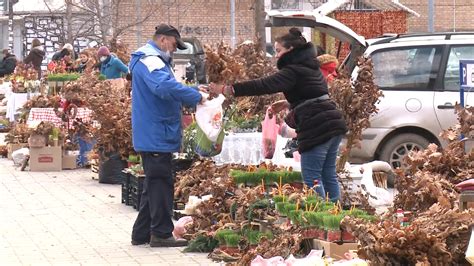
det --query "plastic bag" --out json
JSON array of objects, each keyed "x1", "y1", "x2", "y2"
[
  {"x1": 173, "y1": 216, "x2": 193, "y2": 239},
  {"x1": 467, "y1": 227, "x2": 474, "y2": 264},
  {"x1": 195, "y1": 95, "x2": 226, "y2": 157},
  {"x1": 12, "y1": 148, "x2": 29, "y2": 166},
  {"x1": 262, "y1": 108, "x2": 280, "y2": 159},
  {"x1": 99, "y1": 152, "x2": 127, "y2": 184}
]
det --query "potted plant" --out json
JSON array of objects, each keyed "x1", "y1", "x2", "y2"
[
  {"x1": 323, "y1": 214, "x2": 343, "y2": 242},
  {"x1": 246, "y1": 230, "x2": 261, "y2": 249},
  {"x1": 288, "y1": 209, "x2": 303, "y2": 225},
  {"x1": 223, "y1": 234, "x2": 240, "y2": 254},
  {"x1": 302, "y1": 211, "x2": 324, "y2": 239},
  {"x1": 127, "y1": 154, "x2": 140, "y2": 168},
  {"x1": 273, "y1": 195, "x2": 286, "y2": 203},
  {"x1": 215, "y1": 229, "x2": 235, "y2": 248},
  {"x1": 283, "y1": 203, "x2": 296, "y2": 217}
]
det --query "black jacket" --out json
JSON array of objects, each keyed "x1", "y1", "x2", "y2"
[
  {"x1": 24, "y1": 46, "x2": 45, "y2": 79},
  {"x1": 233, "y1": 42, "x2": 347, "y2": 152},
  {"x1": 0, "y1": 54, "x2": 17, "y2": 77},
  {"x1": 24, "y1": 46, "x2": 45, "y2": 70}
]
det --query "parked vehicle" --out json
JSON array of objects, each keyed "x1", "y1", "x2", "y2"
[
  {"x1": 173, "y1": 37, "x2": 206, "y2": 84},
  {"x1": 267, "y1": 10, "x2": 474, "y2": 168}
]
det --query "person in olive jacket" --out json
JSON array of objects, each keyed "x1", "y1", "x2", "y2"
[
  {"x1": 24, "y1": 38, "x2": 45, "y2": 79},
  {"x1": 0, "y1": 49, "x2": 17, "y2": 77},
  {"x1": 209, "y1": 28, "x2": 347, "y2": 202}
]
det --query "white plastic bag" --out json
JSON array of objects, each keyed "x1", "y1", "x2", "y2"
[
  {"x1": 195, "y1": 94, "x2": 225, "y2": 142},
  {"x1": 467, "y1": 227, "x2": 474, "y2": 264},
  {"x1": 194, "y1": 95, "x2": 226, "y2": 157},
  {"x1": 12, "y1": 148, "x2": 29, "y2": 166}
]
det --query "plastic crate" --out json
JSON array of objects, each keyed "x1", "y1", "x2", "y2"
[
  {"x1": 91, "y1": 159, "x2": 99, "y2": 180},
  {"x1": 130, "y1": 174, "x2": 145, "y2": 210},
  {"x1": 121, "y1": 172, "x2": 132, "y2": 205}
]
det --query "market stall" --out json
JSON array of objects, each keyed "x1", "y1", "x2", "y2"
[{"x1": 26, "y1": 107, "x2": 93, "y2": 128}]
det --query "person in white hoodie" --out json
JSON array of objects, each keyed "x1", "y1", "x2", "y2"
[{"x1": 24, "y1": 38, "x2": 46, "y2": 79}]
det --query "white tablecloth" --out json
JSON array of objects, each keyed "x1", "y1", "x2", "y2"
[
  {"x1": 6, "y1": 91, "x2": 39, "y2": 121},
  {"x1": 0, "y1": 82, "x2": 11, "y2": 95},
  {"x1": 212, "y1": 132, "x2": 301, "y2": 170}
]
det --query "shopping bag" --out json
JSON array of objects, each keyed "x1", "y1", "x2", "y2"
[
  {"x1": 467, "y1": 227, "x2": 473, "y2": 264},
  {"x1": 195, "y1": 94, "x2": 226, "y2": 157},
  {"x1": 262, "y1": 108, "x2": 280, "y2": 159}
]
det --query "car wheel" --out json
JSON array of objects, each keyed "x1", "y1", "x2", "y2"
[{"x1": 378, "y1": 133, "x2": 430, "y2": 169}]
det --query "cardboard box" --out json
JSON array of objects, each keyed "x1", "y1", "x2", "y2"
[
  {"x1": 29, "y1": 146, "x2": 62, "y2": 172},
  {"x1": 62, "y1": 155, "x2": 77, "y2": 170},
  {"x1": 28, "y1": 134, "x2": 47, "y2": 148},
  {"x1": 7, "y1": 143, "x2": 28, "y2": 160},
  {"x1": 312, "y1": 239, "x2": 358, "y2": 260}
]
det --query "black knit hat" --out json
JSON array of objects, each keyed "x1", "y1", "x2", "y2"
[{"x1": 154, "y1": 24, "x2": 186, "y2": 50}]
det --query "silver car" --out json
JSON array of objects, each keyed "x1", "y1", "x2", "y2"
[{"x1": 268, "y1": 10, "x2": 474, "y2": 168}]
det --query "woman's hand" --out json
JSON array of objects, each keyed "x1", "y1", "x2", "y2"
[
  {"x1": 209, "y1": 82, "x2": 224, "y2": 95},
  {"x1": 270, "y1": 100, "x2": 290, "y2": 115}
]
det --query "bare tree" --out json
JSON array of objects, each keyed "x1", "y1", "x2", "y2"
[{"x1": 43, "y1": 0, "x2": 161, "y2": 45}]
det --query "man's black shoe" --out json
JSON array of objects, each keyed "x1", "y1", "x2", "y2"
[
  {"x1": 131, "y1": 238, "x2": 149, "y2": 245},
  {"x1": 149, "y1": 235, "x2": 188, "y2": 247}
]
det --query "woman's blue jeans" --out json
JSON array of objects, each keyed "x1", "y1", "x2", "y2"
[{"x1": 300, "y1": 135, "x2": 343, "y2": 202}]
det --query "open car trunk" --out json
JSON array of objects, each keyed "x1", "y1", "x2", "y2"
[{"x1": 266, "y1": 10, "x2": 367, "y2": 72}]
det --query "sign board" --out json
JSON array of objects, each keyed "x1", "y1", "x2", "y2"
[{"x1": 460, "y1": 59, "x2": 474, "y2": 87}]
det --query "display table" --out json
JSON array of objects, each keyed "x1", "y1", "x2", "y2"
[
  {"x1": 212, "y1": 132, "x2": 300, "y2": 169},
  {"x1": 27, "y1": 107, "x2": 93, "y2": 128}
]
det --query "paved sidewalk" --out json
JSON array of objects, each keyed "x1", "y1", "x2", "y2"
[{"x1": 0, "y1": 158, "x2": 220, "y2": 266}]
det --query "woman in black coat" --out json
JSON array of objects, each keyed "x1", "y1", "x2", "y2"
[
  {"x1": 209, "y1": 28, "x2": 347, "y2": 202},
  {"x1": 24, "y1": 38, "x2": 45, "y2": 79}
]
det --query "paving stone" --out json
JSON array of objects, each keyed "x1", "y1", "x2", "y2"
[{"x1": 0, "y1": 158, "x2": 217, "y2": 265}]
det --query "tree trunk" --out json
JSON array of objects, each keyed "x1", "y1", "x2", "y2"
[
  {"x1": 64, "y1": 0, "x2": 73, "y2": 44},
  {"x1": 254, "y1": 0, "x2": 266, "y2": 51}
]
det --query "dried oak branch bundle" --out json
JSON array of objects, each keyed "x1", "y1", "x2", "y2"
[
  {"x1": 329, "y1": 57, "x2": 383, "y2": 171},
  {"x1": 393, "y1": 170, "x2": 458, "y2": 212},
  {"x1": 205, "y1": 40, "x2": 282, "y2": 118},
  {"x1": 404, "y1": 105, "x2": 474, "y2": 184},
  {"x1": 5, "y1": 123, "x2": 30, "y2": 144},
  {"x1": 341, "y1": 204, "x2": 474, "y2": 265},
  {"x1": 205, "y1": 42, "x2": 244, "y2": 84},
  {"x1": 233, "y1": 230, "x2": 304, "y2": 266},
  {"x1": 74, "y1": 72, "x2": 132, "y2": 158},
  {"x1": 174, "y1": 159, "x2": 246, "y2": 203}
]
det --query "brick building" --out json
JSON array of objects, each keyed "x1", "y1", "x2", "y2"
[
  {"x1": 402, "y1": 0, "x2": 474, "y2": 32},
  {"x1": 116, "y1": 0, "x2": 256, "y2": 49}
]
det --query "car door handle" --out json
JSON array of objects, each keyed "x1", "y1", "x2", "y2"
[{"x1": 437, "y1": 103, "x2": 455, "y2": 109}]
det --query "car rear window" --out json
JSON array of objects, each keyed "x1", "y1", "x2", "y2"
[{"x1": 371, "y1": 46, "x2": 441, "y2": 90}]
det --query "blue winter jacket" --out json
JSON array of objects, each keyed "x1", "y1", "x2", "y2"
[
  {"x1": 129, "y1": 41, "x2": 202, "y2": 153},
  {"x1": 100, "y1": 55, "x2": 129, "y2": 79}
]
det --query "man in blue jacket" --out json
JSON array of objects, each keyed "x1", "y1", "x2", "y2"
[{"x1": 129, "y1": 24, "x2": 205, "y2": 247}]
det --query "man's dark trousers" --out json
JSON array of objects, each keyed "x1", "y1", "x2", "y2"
[{"x1": 132, "y1": 152, "x2": 174, "y2": 241}]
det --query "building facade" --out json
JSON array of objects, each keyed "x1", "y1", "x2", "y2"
[{"x1": 402, "y1": 0, "x2": 474, "y2": 32}]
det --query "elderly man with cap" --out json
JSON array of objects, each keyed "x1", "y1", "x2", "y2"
[
  {"x1": 129, "y1": 24, "x2": 207, "y2": 247},
  {"x1": 97, "y1": 46, "x2": 129, "y2": 79}
]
